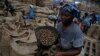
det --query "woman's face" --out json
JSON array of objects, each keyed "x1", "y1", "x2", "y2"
[
  {"x1": 60, "y1": 12, "x2": 74, "y2": 26},
  {"x1": 60, "y1": 12, "x2": 73, "y2": 21}
]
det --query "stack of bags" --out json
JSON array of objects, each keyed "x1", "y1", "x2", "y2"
[
  {"x1": 36, "y1": 6, "x2": 54, "y2": 18},
  {"x1": 14, "y1": 4, "x2": 55, "y2": 27},
  {"x1": 0, "y1": 5, "x2": 55, "y2": 56},
  {"x1": 35, "y1": 6, "x2": 54, "y2": 27},
  {"x1": 0, "y1": 17, "x2": 37, "y2": 56}
]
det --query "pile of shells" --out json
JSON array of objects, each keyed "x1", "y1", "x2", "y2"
[{"x1": 35, "y1": 26, "x2": 59, "y2": 46}]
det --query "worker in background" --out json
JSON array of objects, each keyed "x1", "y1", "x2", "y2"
[
  {"x1": 4, "y1": 1, "x2": 16, "y2": 16},
  {"x1": 27, "y1": 4, "x2": 35, "y2": 20},
  {"x1": 96, "y1": 14, "x2": 100, "y2": 24},
  {"x1": 82, "y1": 16, "x2": 92, "y2": 34},
  {"x1": 8, "y1": 2, "x2": 16, "y2": 16},
  {"x1": 55, "y1": 3, "x2": 84, "y2": 56},
  {"x1": 82, "y1": 12, "x2": 97, "y2": 34},
  {"x1": 4, "y1": 0, "x2": 9, "y2": 8},
  {"x1": 82, "y1": 13, "x2": 88, "y2": 21},
  {"x1": 82, "y1": 13, "x2": 90, "y2": 34},
  {"x1": 4, "y1": 0, "x2": 9, "y2": 16},
  {"x1": 90, "y1": 12, "x2": 97, "y2": 24}
]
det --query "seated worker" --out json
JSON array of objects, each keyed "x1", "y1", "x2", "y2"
[{"x1": 55, "y1": 3, "x2": 84, "y2": 56}]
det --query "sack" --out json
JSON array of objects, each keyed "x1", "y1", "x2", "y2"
[
  {"x1": 10, "y1": 30, "x2": 37, "y2": 55},
  {"x1": 10, "y1": 40, "x2": 37, "y2": 55}
]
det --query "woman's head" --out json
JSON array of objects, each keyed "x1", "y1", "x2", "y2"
[
  {"x1": 59, "y1": 3, "x2": 80, "y2": 26},
  {"x1": 60, "y1": 11, "x2": 74, "y2": 26},
  {"x1": 29, "y1": 5, "x2": 33, "y2": 8},
  {"x1": 84, "y1": 12, "x2": 88, "y2": 17}
]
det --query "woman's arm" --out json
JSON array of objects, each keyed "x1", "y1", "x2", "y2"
[{"x1": 55, "y1": 47, "x2": 82, "y2": 56}]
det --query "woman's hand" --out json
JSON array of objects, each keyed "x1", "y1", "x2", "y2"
[{"x1": 55, "y1": 52, "x2": 63, "y2": 56}]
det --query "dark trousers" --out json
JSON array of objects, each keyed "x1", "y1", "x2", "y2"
[{"x1": 83, "y1": 25, "x2": 90, "y2": 34}]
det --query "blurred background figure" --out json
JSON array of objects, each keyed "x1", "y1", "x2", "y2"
[
  {"x1": 27, "y1": 4, "x2": 35, "y2": 20},
  {"x1": 4, "y1": 0, "x2": 16, "y2": 16},
  {"x1": 82, "y1": 12, "x2": 88, "y2": 21},
  {"x1": 8, "y1": 2, "x2": 16, "y2": 16},
  {"x1": 90, "y1": 12, "x2": 97, "y2": 24}
]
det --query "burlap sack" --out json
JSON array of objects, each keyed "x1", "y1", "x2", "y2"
[
  {"x1": 87, "y1": 24, "x2": 98, "y2": 37},
  {"x1": 10, "y1": 30, "x2": 37, "y2": 55},
  {"x1": 10, "y1": 40, "x2": 37, "y2": 55},
  {"x1": 36, "y1": 6, "x2": 54, "y2": 14},
  {"x1": 92, "y1": 25, "x2": 100, "y2": 39},
  {"x1": 36, "y1": 13, "x2": 48, "y2": 18}
]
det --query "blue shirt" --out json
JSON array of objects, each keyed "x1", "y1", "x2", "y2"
[
  {"x1": 82, "y1": 16, "x2": 92, "y2": 26},
  {"x1": 96, "y1": 14, "x2": 100, "y2": 21},
  {"x1": 56, "y1": 22, "x2": 84, "y2": 49},
  {"x1": 27, "y1": 7, "x2": 35, "y2": 19}
]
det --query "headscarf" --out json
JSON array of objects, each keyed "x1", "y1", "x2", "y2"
[{"x1": 60, "y1": 3, "x2": 80, "y2": 19}]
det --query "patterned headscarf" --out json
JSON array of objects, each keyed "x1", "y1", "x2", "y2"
[{"x1": 60, "y1": 3, "x2": 80, "y2": 19}]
